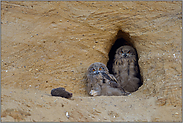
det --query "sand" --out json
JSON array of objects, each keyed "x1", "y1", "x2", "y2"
[{"x1": 1, "y1": 1, "x2": 182, "y2": 122}]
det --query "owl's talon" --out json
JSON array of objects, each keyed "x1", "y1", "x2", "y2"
[{"x1": 89, "y1": 90, "x2": 98, "y2": 96}]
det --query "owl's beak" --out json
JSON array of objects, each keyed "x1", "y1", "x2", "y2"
[
  {"x1": 124, "y1": 53, "x2": 127, "y2": 57},
  {"x1": 94, "y1": 70, "x2": 100, "y2": 74}
]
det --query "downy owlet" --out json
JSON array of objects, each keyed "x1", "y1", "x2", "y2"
[
  {"x1": 86, "y1": 62, "x2": 128, "y2": 96},
  {"x1": 112, "y1": 45, "x2": 141, "y2": 92}
]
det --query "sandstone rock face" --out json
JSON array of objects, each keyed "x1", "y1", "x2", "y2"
[{"x1": 1, "y1": 1, "x2": 182, "y2": 122}]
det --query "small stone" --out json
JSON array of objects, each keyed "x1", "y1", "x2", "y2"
[
  {"x1": 51, "y1": 87, "x2": 72, "y2": 98},
  {"x1": 66, "y1": 112, "x2": 69, "y2": 118},
  {"x1": 175, "y1": 112, "x2": 178, "y2": 115}
]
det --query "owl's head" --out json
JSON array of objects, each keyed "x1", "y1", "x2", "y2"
[
  {"x1": 88, "y1": 62, "x2": 108, "y2": 75},
  {"x1": 115, "y1": 45, "x2": 136, "y2": 59}
]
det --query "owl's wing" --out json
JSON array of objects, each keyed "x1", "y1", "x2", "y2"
[
  {"x1": 101, "y1": 72, "x2": 131, "y2": 95},
  {"x1": 109, "y1": 74, "x2": 118, "y2": 83},
  {"x1": 101, "y1": 72, "x2": 118, "y2": 83}
]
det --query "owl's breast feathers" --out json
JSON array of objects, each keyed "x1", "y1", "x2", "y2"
[
  {"x1": 113, "y1": 57, "x2": 137, "y2": 78},
  {"x1": 114, "y1": 57, "x2": 136, "y2": 66},
  {"x1": 87, "y1": 72, "x2": 104, "y2": 85}
]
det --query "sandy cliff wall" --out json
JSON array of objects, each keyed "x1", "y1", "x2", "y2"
[{"x1": 1, "y1": 1, "x2": 182, "y2": 122}]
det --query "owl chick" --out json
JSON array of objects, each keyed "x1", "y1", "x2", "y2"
[
  {"x1": 112, "y1": 45, "x2": 141, "y2": 92},
  {"x1": 86, "y1": 62, "x2": 127, "y2": 96}
]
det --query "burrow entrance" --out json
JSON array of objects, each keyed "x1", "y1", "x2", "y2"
[{"x1": 107, "y1": 30, "x2": 143, "y2": 90}]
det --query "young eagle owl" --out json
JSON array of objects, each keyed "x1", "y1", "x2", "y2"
[
  {"x1": 112, "y1": 45, "x2": 142, "y2": 92},
  {"x1": 86, "y1": 62, "x2": 128, "y2": 96}
]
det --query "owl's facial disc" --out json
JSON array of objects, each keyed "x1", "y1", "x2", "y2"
[
  {"x1": 120, "y1": 49, "x2": 134, "y2": 58},
  {"x1": 91, "y1": 67, "x2": 100, "y2": 74},
  {"x1": 92, "y1": 67, "x2": 105, "y2": 74},
  {"x1": 88, "y1": 62, "x2": 108, "y2": 75},
  {"x1": 122, "y1": 53, "x2": 131, "y2": 58}
]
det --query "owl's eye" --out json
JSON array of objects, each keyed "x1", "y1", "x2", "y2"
[
  {"x1": 128, "y1": 51, "x2": 131, "y2": 53},
  {"x1": 92, "y1": 68, "x2": 95, "y2": 71},
  {"x1": 121, "y1": 51, "x2": 123, "y2": 53},
  {"x1": 99, "y1": 67, "x2": 102, "y2": 71}
]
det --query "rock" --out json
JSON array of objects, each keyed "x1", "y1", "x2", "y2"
[{"x1": 51, "y1": 87, "x2": 72, "y2": 98}]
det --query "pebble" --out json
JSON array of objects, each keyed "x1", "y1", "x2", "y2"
[
  {"x1": 66, "y1": 112, "x2": 69, "y2": 118},
  {"x1": 51, "y1": 87, "x2": 72, "y2": 99}
]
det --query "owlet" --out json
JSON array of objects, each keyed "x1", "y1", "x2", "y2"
[
  {"x1": 112, "y1": 45, "x2": 141, "y2": 92},
  {"x1": 86, "y1": 62, "x2": 128, "y2": 96}
]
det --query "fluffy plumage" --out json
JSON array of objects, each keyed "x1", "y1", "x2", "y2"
[
  {"x1": 112, "y1": 45, "x2": 141, "y2": 92},
  {"x1": 86, "y1": 62, "x2": 128, "y2": 96}
]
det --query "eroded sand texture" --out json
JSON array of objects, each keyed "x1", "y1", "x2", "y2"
[{"x1": 1, "y1": 1, "x2": 182, "y2": 122}]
